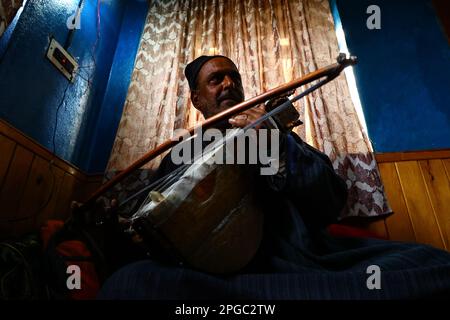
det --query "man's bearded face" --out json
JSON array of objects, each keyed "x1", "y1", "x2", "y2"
[{"x1": 191, "y1": 57, "x2": 245, "y2": 122}]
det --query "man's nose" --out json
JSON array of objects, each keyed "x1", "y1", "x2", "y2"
[{"x1": 222, "y1": 75, "x2": 235, "y2": 90}]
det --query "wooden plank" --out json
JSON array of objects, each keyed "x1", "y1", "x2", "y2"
[
  {"x1": 443, "y1": 159, "x2": 450, "y2": 181},
  {"x1": 76, "y1": 175, "x2": 104, "y2": 202},
  {"x1": 376, "y1": 149, "x2": 450, "y2": 163},
  {"x1": 378, "y1": 162, "x2": 416, "y2": 243},
  {"x1": 0, "y1": 134, "x2": 16, "y2": 188},
  {"x1": 0, "y1": 119, "x2": 90, "y2": 180},
  {"x1": 0, "y1": 120, "x2": 110, "y2": 237},
  {"x1": 0, "y1": 145, "x2": 34, "y2": 221},
  {"x1": 15, "y1": 156, "x2": 54, "y2": 221},
  {"x1": 396, "y1": 161, "x2": 445, "y2": 249},
  {"x1": 419, "y1": 160, "x2": 450, "y2": 250},
  {"x1": 70, "y1": 177, "x2": 84, "y2": 204},
  {"x1": 54, "y1": 172, "x2": 82, "y2": 221},
  {"x1": 35, "y1": 165, "x2": 66, "y2": 229}
]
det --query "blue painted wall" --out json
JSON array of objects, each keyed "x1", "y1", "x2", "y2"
[
  {"x1": 79, "y1": 1, "x2": 148, "y2": 173},
  {"x1": 0, "y1": 0, "x2": 147, "y2": 173},
  {"x1": 332, "y1": 0, "x2": 450, "y2": 152}
]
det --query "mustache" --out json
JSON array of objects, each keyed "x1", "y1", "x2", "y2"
[{"x1": 217, "y1": 90, "x2": 243, "y2": 103}]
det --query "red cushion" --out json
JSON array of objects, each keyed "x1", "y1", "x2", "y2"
[{"x1": 327, "y1": 224, "x2": 386, "y2": 239}]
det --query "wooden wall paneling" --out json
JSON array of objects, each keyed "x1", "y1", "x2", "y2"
[
  {"x1": 0, "y1": 134, "x2": 16, "y2": 187},
  {"x1": 395, "y1": 161, "x2": 446, "y2": 249},
  {"x1": 0, "y1": 145, "x2": 34, "y2": 221},
  {"x1": 0, "y1": 120, "x2": 109, "y2": 238},
  {"x1": 11, "y1": 156, "x2": 54, "y2": 236},
  {"x1": 53, "y1": 172, "x2": 82, "y2": 221},
  {"x1": 75, "y1": 175, "x2": 104, "y2": 203},
  {"x1": 419, "y1": 159, "x2": 450, "y2": 250},
  {"x1": 16, "y1": 156, "x2": 53, "y2": 220},
  {"x1": 70, "y1": 176, "x2": 88, "y2": 204},
  {"x1": 34, "y1": 165, "x2": 66, "y2": 230},
  {"x1": 0, "y1": 120, "x2": 85, "y2": 181},
  {"x1": 378, "y1": 162, "x2": 416, "y2": 242},
  {"x1": 443, "y1": 159, "x2": 450, "y2": 180}
]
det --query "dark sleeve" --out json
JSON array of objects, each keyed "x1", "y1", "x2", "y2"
[
  {"x1": 282, "y1": 133, "x2": 348, "y2": 229},
  {"x1": 152, "y1": 152, "x2": 181, "y2": 182}
]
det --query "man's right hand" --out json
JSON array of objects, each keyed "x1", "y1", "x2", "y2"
[
  {"x1": 70, "y1": 198, "x2": 144, "y2": 245},
  {"x1": 228, "y1": 105, "x2": 275, "y2": 130}
]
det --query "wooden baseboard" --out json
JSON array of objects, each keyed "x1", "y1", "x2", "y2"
[{"x1": 375, "y1": 148, "x2": 450, "y2": 163}]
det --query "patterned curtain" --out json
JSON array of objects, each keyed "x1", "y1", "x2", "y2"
[
  {"x1": 0, "y1": 0, "x2": 23, "y2": 37},
  {"x1": 107, "y1": 0, "x2": 391, "y2": 218}
]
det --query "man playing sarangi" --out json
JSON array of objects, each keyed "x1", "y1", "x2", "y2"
[{"x1": 98, "y1": 55, "x2": 450, "y2": 299}]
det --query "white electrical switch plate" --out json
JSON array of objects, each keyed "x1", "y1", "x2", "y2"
[{"x1": 46, "y1": 38, "x2": 78, "y2": 82}]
